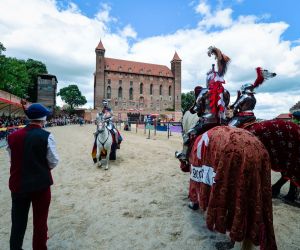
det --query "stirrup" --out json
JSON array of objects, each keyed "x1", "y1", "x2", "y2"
[{"x1": 175, "y1": 151, "x2": 187, "y2": 160}]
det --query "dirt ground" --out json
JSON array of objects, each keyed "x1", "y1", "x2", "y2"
[{"x1": 0, "y1": 124, "x2": 299, "y2": 250}]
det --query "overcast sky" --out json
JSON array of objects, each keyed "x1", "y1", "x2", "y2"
[{"x1": 1, "y1": 0, "x2": 300, "y2": 119}]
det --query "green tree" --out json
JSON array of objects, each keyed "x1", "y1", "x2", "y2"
[
  {"x1": 57, "y1": 84, "x2": 87, "y2": 110},
  {"x1": 181, "y1": 91, "x2": 195, "y2": 114},
  {"x1": 0, "y1": 42, "x2": 49, "y2": 100},
  {"x1": 1, "y1": 57, "x2": 30, "y2": 97},
  {"x1": 0, "y1": 42, "x2": 7, "y2": 87},
  {"x1": 0, "y1": 42, "x2": 5, "y2": 55}
]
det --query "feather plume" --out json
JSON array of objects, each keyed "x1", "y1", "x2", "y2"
[
  {"x1": 253, "y1": 67, "x2": 276, "y2": 89},
  {"x1": 207, "y1": 46, "x2": 230, "y2": 77}
]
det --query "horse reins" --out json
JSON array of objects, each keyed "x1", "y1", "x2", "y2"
[{"x1": 97, "y1": 126, "x2": 110, "y2": 149}]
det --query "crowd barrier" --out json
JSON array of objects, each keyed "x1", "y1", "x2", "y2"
[{"x1": 125, "y1": 121, "x2": 182, "y2": 139}]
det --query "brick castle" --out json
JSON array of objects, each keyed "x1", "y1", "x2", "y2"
[{"x1": 94, "y1": 40, "x2": 182, "y2": 121}]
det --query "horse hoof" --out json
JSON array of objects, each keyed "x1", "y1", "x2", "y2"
[
  {"x1": 215, "y1": 240, "x2": 235, "y2": 250},
  {"x1": 272, "y1": 190, "x2": 280, "y2": 198},
  {"x1": 282, "y1": 195, "x2": 295, "y2": 203},
  {"x1": 105, "y1": 166, "x2": 109, "y2": 170}
]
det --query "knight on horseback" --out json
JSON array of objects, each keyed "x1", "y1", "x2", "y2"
[
  {"x1": 96, "y1": 99, "x2": 119, "y2": 146},
  {"x1": 228, "y1": 67, "x2": 276, "y2": 128},
  {"x1": 176, "y1": 46, "x2": 230, "y2": 161}
]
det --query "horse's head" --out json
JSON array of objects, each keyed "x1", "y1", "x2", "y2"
[{"x1": 96, "y1": 114, "x2": 107, "y2": 133}]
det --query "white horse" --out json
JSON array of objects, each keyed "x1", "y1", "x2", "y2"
[
  {"x1": 182, "y1": 110, "x2": 198, "y2": 135},
  {"x1": 95, "y1": 114, "x2": 113, "y2": 170}
]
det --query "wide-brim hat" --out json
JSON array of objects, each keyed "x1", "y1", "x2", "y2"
[{"x1": 25, "y1": 103, "x2": 51, "y2": 120}]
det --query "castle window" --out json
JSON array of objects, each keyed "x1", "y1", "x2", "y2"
[
  {"x1": 159, "y1": 85, "x2": 162, "y2": 95},
  {"x1": 107, "y1": 79, "x2": 111, "y2": 85},
  {"x1": 106, "y1": 86, "x2": 111, "y2": 99},
  {"x1": 150, "y1": 84, "x2": 153, "y2": 95},
  {"x1": 129, "y1": 88, "x2": 133, "y2": 100},
  {"x1": 118, "y1": 87, "x2": 123, "y2": 99},
  {"x1": 168, "y1": 86, "x2": 171, "y2": 96},
  {"x1": 139, "y1": 97, "x2": 144, "y2": 108},
  {"x1": 130, "y1": 81, "x2": 133, "y2": 86},
  {"x1": 119, "y1": 80, "x2": 122, "y2": 85},
  {"x1": 140, "y1": 83, "x2": 143, "y2": 95}
]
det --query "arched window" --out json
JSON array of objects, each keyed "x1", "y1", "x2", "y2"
[
  {"x1": 106, "y1": 86, "x2": 111, "y2": 99},
  {"x1": 168, "y1": 86, "x2": 172, "y2": 96},
  {"x1": 150, "y1": 84, "x2": 153, "y2": 95},
  {"x1": 139, "y1": 96, "x2": 144, "y2": 108},
  {"x1": 129, "y1": 87, "x2": 133, "y2": 100},
  {"x1": 140, "y1": 82, "x2": 143, "y2": 94},
  {"x1": 118, "y1": 87, "x2": 122, "y2": 99},
  {"x1": 159, "y1": 85, "x2": 162, "y2": 95}
]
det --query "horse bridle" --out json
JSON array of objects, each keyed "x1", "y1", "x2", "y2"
[{"x1": 97, "y1": 122, "x2": 110, "y2": 148}]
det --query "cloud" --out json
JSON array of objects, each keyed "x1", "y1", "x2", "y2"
[
  {"x1": 195, "y1": 0, "x2": 233, "y2": 29},
  {"x1": 0, "y1": 0, "x2": 300, "y2": 119},
  {"x1": 120, "y1": 24, "x2": 137, "y2": 39}
]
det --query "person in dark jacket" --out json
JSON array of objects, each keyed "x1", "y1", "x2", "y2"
[{"x1": 7, "y1": 103, "x2": 59, "y2": 250}]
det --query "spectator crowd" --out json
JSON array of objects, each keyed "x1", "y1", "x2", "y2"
[{"x1": 0, "y1": 114, "x2": 91, "y2": 143}]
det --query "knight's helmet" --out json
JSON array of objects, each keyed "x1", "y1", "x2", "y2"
[
  {"x1": 241, "y1": 83, "x2": 255, "y2": 94},
  {"x1": 102, "y1": 99, "x2": 108, "y2": 107}
]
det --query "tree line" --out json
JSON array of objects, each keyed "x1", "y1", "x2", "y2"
[
  {"x1": 0, "y1": 42, "x2": 48, "y2": 102},
  {"x1": 0, "y1": 42, "x2": 87, "y2": 110}
]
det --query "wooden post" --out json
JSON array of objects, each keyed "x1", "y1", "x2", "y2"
[
  {"x1": 136, "y1": 121, "x2": 138, "y2": 133},
  {"x1": 167, "y1": 122, "x2": 170, "y2": 139}
]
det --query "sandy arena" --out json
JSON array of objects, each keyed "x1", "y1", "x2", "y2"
[{"x1": 0, "y1": 124, "x2": 299, "y2": 250}]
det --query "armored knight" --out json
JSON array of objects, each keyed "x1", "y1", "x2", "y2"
[
  {"x1": 96, "y1": 100, "x2": 119, "y2": 145},
  {"x1": 229, "y1": 67, "x2": 276, "y2": 127},
  {"x1": 190, "y1": 63, "x2": 231, "y2": 136},
  {"x1": 228, "y1": 84, "x2": 256, "y2": 127},
  {"x1": 176, "y1": 46, "x2": 231, "y2": 161}
]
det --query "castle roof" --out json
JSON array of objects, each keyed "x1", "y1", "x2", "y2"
[
  {"x1": 171, "y1": 51, "x2": 181, "y2": 61},
  {"x1": 275, "y1": 113, "x2": 291, "y2": 119},
  {"x1": 104, "y1": 57, "x2": 174, "y2": 78},
  {"x1": 96, "y1": 40, "x2": 105, "y2": 50}
]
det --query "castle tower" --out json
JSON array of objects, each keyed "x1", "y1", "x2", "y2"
[
  {"x1": 94, "y1": 40, "x2": 106, "y2": 109},
  {"x1": 171, "y1": 51, "x2": 182, "y2": 111}
]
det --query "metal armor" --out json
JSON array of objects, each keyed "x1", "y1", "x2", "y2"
[
  {"x1": 184, "y1": 88, "x2": 230, "y2": 140},
  {"x1": 232, "y1": 94, "x2": 256, "y2": 114},
  {"x1": 229, "y1": 93, "x2": 256, "y2": 127},
  {"x1": 194, "y1": 88, "x2": 230, "y2": 123}
]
